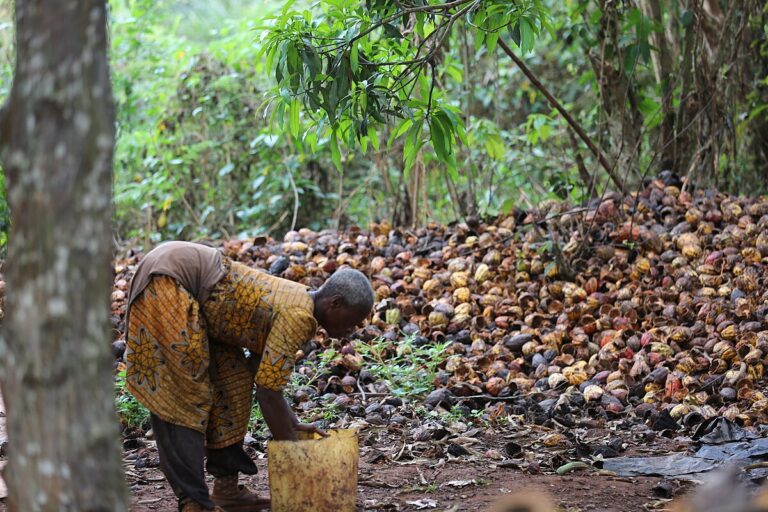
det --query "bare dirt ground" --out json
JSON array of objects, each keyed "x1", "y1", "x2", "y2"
[
  {"x1": 122, "y1": 445, "x2": 688, "y2": 511},
  {"x1": 0, "y1": 388, "x2": 694, "y2": 512},
  {"x1": 124, "y1": 453, "x2": 686, "y2": 512},
  {"x1": 0, "y1": 419, "x2": 690, "y2": 512},
  {"x1": 117, "y1": 426, "x2": 691, "y2": 512}
]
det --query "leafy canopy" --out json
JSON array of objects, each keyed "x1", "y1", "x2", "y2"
[{"x1": 261, "y1": 0, "x2": 551, "y2": 176}]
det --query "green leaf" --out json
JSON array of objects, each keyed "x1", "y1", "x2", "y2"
[
  {"x1": 430, "y1": 117, "x2": 449, "y2": 161},
  {"x1": 415, "y1": 12, "x2": 425, "y2": 38},
  {"x1": 350, "y1": 43, "x2": 359, "y2": 75},
  {"x1": 301, "y1": 47, "x2": 320, "y2": 80},
  {"x1": 444, "y1": 62, "x2": 463, "y2": 83},
  {"x1": 290, "y1": 98, "x2": 301, "y2": 138},
  {"x1": 485, "y1": 133, "x2": 506, "y2": 161},
  {"x1": 446, "y1": 162, "x2": 459, "y2": 183},
  {"x1": 287, "y1": 42, "x2": 300, "y2": 77},
  {"x1": 519, "y1": 17, "x2": 535, "y2": 54},
  {"x1": 389, "y1": 118, "x2": 413, "y2": 148},
  {"x1": 280, "y1": 0, "x2": 298, "y2": 16},
  {"x1": 639, "y1": 41, "x2": 652, "y2": 64},
  {"x1": 305, "y1": 131, "x2": 318, "y2": 153},
  {"x1": 440, "y1": 107, "x2": 469, "y2": 147},
  {"x1": 589, "y1": 8, "x2": 603, "y2": 25},
  {"x1": 638, "y1": 95, "x2": 662, "y2": 129},
  {"x1": 485, "y1": 30, "x2": 500, "y2": 53},
  {"x1": 748, "y1": 103, "x2": 768, "y2": 121},
  {"x1": 509, "y1": 22, "x2": 522, "y2": 48},
  {"x1": 368, "y1": 125, "x2": 380, "y2": 151},
  {"x1": 627, "y1": 8, "x2": 643, "y2": 27},
  {"x1": 623, "y1": 44, "x2": 639, "y2": 75},
  {"x1": 403, "y1": 120, "x2": 424, "y2": 178},
  {"x1": 432, "y1": 111, "x2": 454, "y2": 156}
]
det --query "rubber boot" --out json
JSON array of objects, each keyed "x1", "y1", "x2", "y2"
[
  {"x1": 179, "y1": 497, "x2": 226, "y2": 512},
  {"x1": 211, "y1": 474, "x2": 271, "y2": 511}
]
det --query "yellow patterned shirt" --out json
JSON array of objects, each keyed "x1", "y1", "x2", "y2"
[{"x1": 203, "y1": 260, "x2": 317, "y2": 391}]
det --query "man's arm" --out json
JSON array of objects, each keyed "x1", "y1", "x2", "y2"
[
  {"x1": 256, "y1": 386, "x2": 328, "y2": 441},
  {"x1": 256, "y1": 385, "x2": 299, "y2": 441}
]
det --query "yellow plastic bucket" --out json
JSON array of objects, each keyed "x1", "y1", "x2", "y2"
[{"x1": 267, "y1": 429, "x2": 359, "y2": 512}]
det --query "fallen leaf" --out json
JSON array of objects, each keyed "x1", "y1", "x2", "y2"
[
  {"x1": 406, "y1": 498, "x2": 438, "y2": 509},
  {"x1": 443, "y1": 479, "x2": 475, "y2": 487},
  {"x1": 0, "y1": 461, "x2": 7, "y2": 499}
]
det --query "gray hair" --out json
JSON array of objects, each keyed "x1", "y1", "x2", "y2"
[{"x1": 320, "y1": 268, "x2": 375, "y2": 312}]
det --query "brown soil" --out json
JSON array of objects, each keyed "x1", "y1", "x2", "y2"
[
  {"x1": 0, "y1": 389, "x2": 695, "y2": 512},
  {"x1": 123, "y1": 451, "x2": 688, "y2": 512},
  {"x1": 114, "y1": 424, "x2": 694, "y2": 512},
  {"x1": 0, "y1": 430, "x2": 691, "y2": 512},
  {"x1": 0, "y1": 392, "x2": 693, "y2": 512}
]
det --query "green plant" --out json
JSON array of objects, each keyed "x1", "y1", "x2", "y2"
[
  {"x1": 436, "y1": 404, "x2": 489, "y2": 427},
  {"x1": 262, "y1": 0, "x2": 551, "y2": 173},
  {"x1": 261, "y1": 0, "x2": 553, "y2": 224},
  {"x1": 285, "y1": 345, "x2": 338, "y2": 394},
  {"x1": 318, "y1": 402, "x2": 341, "y2": 422},
  {"x1": 405, "y1": 482, "x2": 439, "y2": 494},
  {"x1": 114, "y1": 369, "x2": 150, "y2": 430},
  {"x1": 249, "y1": 400, "x2": 271, "y2": 437},
  {"x1": 355, "y1": 334, "x2": 449, "y2": 398}
]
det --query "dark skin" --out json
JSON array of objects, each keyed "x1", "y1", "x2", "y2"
[
  {"x1": 257, "y1": 291, "x2": 369, "y2": 441},
  {"x1": 256, "y1": 386, "x2": 322, "y2": 441}
]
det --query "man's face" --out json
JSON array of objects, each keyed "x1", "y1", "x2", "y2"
[{"x1": 319, "y1": 296, "x2": 369, "y2": 338}]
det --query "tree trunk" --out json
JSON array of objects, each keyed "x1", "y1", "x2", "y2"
[
  {"x1": 666, "y1": 0, "x2": 702, "y2": 182},
  {"x1": 0, "y1": 1, "x2": 128, "y2": 511},
  {"x1": 588, "y1": 1, "x2": 642, "y2": 183},
  {"x1": 641, "y1": 0, "x2": 676, "y2": 169}
]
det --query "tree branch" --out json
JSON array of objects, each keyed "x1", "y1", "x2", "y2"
[
  {"x1": 497, "y1": 38, "x2": 629, "y2": 195},
  {"x1": 285, "y1": 164, "x2": 300, "y2": 232},
  {"x1": 567, "y1": 128, "x2": 595, "y2": 197},
  {"x1": 347, "y1": 0, "x2": 477, "y2": 48},
  {"x1": 390, "y1": 0, "x2": 478, "y2": 84}
]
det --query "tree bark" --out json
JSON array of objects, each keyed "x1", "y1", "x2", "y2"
[
  {"x1": 0, "y1": 1, "x2": 128, "y2": 511},
  {"x1": 641, "y1": 0, "x2": 676, "y2": 169},
  {"x1": 587, "y1": 1, "x2": 642, "y2": 183},
  {"x1": 674, "y1": 0, "x2": 701, "y2": 178}
]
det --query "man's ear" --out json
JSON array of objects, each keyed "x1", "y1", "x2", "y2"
[{"x1": 329, "y1": 294, "x2": 345, "y2": 309}]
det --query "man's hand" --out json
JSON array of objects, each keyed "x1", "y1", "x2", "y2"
[
  {"x1": 256, "y1": 387, "x2": 331, "y2": 440},
  {"x1": 295, "y1": 422, "x2": 329, "y2": 438}
]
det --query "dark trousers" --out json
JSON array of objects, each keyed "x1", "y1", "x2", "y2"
[{"x1": 151, "y1": 414, "x2": 258, "y2": 510}]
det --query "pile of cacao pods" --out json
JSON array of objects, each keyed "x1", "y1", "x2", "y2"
[{"x1": 111, "y1": 178, "x2": 768, "y2": 426}]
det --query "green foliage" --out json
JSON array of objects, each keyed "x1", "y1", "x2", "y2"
[
  {"x1": 1, "y1": 0, "x2": 766, "y2": 246},
  {"x1": 248, "y1": 401, "x2": 271, "y2": 437},
  {"x1": 262, "y1": 0, "x2": 551, "y2": 179},
  {"x1": 305, "y1": 402, "x2": 341, "y2": 423},
  {"x1": 0, "y1": 7, "x2": 12, "y2": 251},
  {"x1": 110, "y1": 0, "x2": 343, "y2": 240},
  {"x1": 354, "y1": 334, "x2": 450, "y2": 398},
  {"x1": 114, "y1": 369, "x2": 150, "y2": 430}
]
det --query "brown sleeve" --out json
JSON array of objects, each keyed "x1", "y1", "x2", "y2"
[{"x1": 254, "y1": 307, "x2": 317, "y2": 391}]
